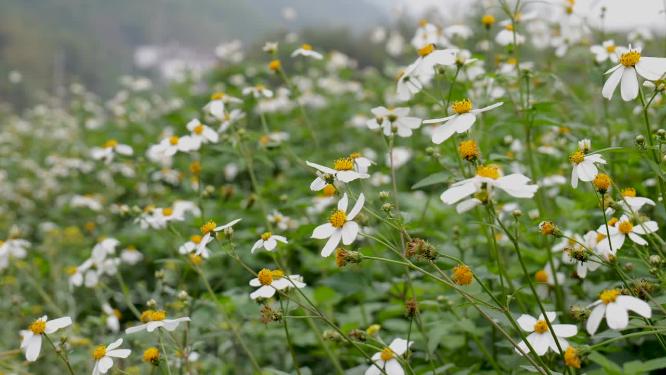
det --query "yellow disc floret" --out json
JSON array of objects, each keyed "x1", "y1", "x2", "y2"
[
  {"x1": 476, "y1": 165, "x2": 500, "y2": 180},
  {"x1": 200, "y1": 221, "x2": 217, "y2": 234},
  {"x1": 190, "y1": 235, "x2": 202, "y2": 244},
  {"x1": 569, "y1": 150, "x2": 585, "y2": 164},
  {"x1": 169, "y1": 136, "x2": 179, "y2": 145},
  {"x1": 451, "y1": 98, "x2": 473, "y2": 114},
  {"x1": 301, "y1": 43, "x2": 313, "y2": 51},
  {"x1": 143, "y1": 347, "x2": 160, "y2": 364},
  {"x1": 334, "y1": 158, "x2": 354, "y2": 171},
  {"x1": 620, "y1": 50, "x2": 641, "y2": 67},
  {"x1": 162, "y1": 207, "x2": 173, "y2": 217},
  {"x1": 323, "y1": 184, "x2": 337, "y2": 197},
  {"x1": 329, "y1": 210, "x2": 347, "y2": 228},
  {"x1": 481, "y1": 15, "x2": 496, "y2": 27},
  {"x1": 618, "y1": 220, "x2": 633, "y2": 234},
  {"x1": 261, "y1": 232, "x2": 272, "y2": 241},
  {"x1": 593, "y1": 173, "x2": 612, "y2": 192},
  {"x1": 380, "y1": 347, "x2": 395, "y2": 361},
  {"x1": 452, "y1": 264, "x2": 473, "y2": 286},
  {"x1": 104, "y1": 139, "x2": 118, "y2": 148},
  {"x1": 418, "y1": 43, "x2": 435, "y2": 57},
  {"x1": 268, "y1": 59, "x2": 282, "y2": 72},
  {"x1": 535, "y1": 270, "x2": 548, "y2": 283},
  {"x1": 533, "y1": 320, "x2": 549, "y2": 334},
  {"x1": 458, "y1": 140, "x2": 479, "y2": 161},
  {"x1": 194, "y1": 124, "x2": 204, "y2": 135},
  {"x1": 600, "y1": 288, "x2": 621, "y2": 304},
  {"x1": 564, "y1": 347, "x2": 581, "y2": 368},
  {"x1": 606, "y1": 44, "x2": 616, "y2": 54},
  {"x1": 29, "y1": 319, "x2": 46, "y2": 335},
  {"x1": 92, "y1": 345, "x2": 107, "y2": 360},
  {"x1": 257, "y1": 268, "x2": 273, "y2": 285},
  {"x1": 271, "y1": 269, "x2": 284, "y2": 279},
  {"x1": 621, "y1": 188, "x2": 636, "y2": 197}
]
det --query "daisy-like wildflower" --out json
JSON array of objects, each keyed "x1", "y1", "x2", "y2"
[
  {"x1": 590, "y1": 40, "x2": 619, "y2": 63},
  {"x1": 557, "y1": 231, "x2": 601, "y2": 278},
  {"x1": 440, "y1": 165, "x2": 538, "y2": 213},
  {"x1": 125, "y1": 310, "x2": 191, "y2": 334},
  {"x1": 179, "y1": 235, "x2": 210, "y2": 258},
  {"x1": 306, "y1": 158, "x2": 369, "y2": 190},
  {"x1": 242, "y1": 84, "x2": 274, "y2": 99},
  {"x1": 218, "y1": 109, "x2": 245, "y2": 133},
  {"x1": 617, "y1": 187, "x2": 655, "y2": 212},
  {"x1": 20, "y1": 316, "x2": 73, "y2": 361},
  {"x1": 596, "y1": 214, "x2": 658, "y2": 253},
  {"x1": 586, "y1": 289, "x2": 652, "y2": 334},
  {"x1": 151, "y1": 135, "x2": 195, "y2": 158},
  {"x1": 185, "y1": 119, "x2": 219, "y2": 149},
  {"x1": 267, "y1": 210, "x2": 298, "y2": 231},
  {"x1": 90, "y1": 139, "x2": 133, "y2": 164},
  {"x1": 312, "y1": 193, "x2": 365, "y2": 257},
  {"x1": 249, "y1": 268, "x2": 306, "y2": 299},
  {"x1": 535, "y1": 261, "x2": 565, "y2": 298},
  {"x1": 516, "y1": 312, "x2": 577, "y2": 356},
  {"x1": 365, "y1": 338, "x2": 413, "y2": 375},
  {"x1": 204, "y1": 92, "x2": 242, "y2": 120},
  {"x1": 366, "y1": 106, "x2": 421, "y2": 137},
  {"x1": 291, "y1": 44, "x2": 323, "y2": 59},
  {"x1": 602, "y1": 46, "x2": 666, "y2": 101},
  {"x1": 424, "y1": 99, "x2": 503, "y2": 144},
  {"x1": 197, "y1": 218, "x2": 242, "y2": 255},
  {"x1": 0, "y1": 238, "x2": 29, "y2": 270},
  {"x1": 411, "y1": 19, "x2": 442, "y2": 49},
  {"x1": 251, "y1": 232, "x2": 288, "y2": 253},
  {"x1": 91, "y1": 338, "x2": 131, "y2": 375},
  {"x1": 102, "y1": 303, "x2": 121, "y2": 332},
  {"x1": 496, "y1": 23, "x2": 525, "y2": 46},
  {"x1": 396, "y1": 45, "x2": 457, "y2": 101},
  {"x1": 569, "y1": 143, "x2": 606, "y2": 188}
]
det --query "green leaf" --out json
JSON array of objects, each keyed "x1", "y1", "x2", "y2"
[
  {"x1": 411, "y1": 172, "x2": 449, "y2": 190},
  {"x1": 313, "y1": 286, "x2": 342, "y2": 306},
  {"x1": 623, "y1": 357, "x2": 666, "y2": 374},
  {"x1": 588, "y1": 351, "x2": 623, "y2": 375}
]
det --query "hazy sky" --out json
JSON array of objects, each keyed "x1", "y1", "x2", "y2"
[{"x1": 394, "y1": 0, "x2": 666, "y2": 32}]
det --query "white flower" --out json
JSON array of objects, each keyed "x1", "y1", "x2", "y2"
[
  {"x1": 204, "y1": 92, "x2": 242, "y2": 120},
  {"x1": 602, "y1": 46, "x2": 666, "y2": 101},
  {"x1": 440, "y1": 165, "x2": 538, "y2": 213},
  {"x1": 197, "y1": 219, "x2": 242, "y2": 255},
  {"x1": 91, "y1": 338, "x2": 131, "y2": 375},
  {"x1": 267, "y1": 210, "x2": 297, "y2": 231},
  {"x1": 396, "y1": 46, "x2": 457, "y2": 101},
  {"x1": 242, "y1": 84, "x2": 274, "y2": 99},
  {"x1": 350, "y1": 152, "x2": 374, "y2": 174},
  {"x1": 590, "y1": 40, "x2": 619, "y2": 63},
  {"x1": 569, "y1": 150, "x2": 606, "y2": 188},
  {"x1": 596, "y1": 214, "x2": 658, "y2": 254},
  {"x1": 365, "y1": 338, "x2": 413, "y2": 375},
  {"x1": 411, "y1": 20, "x2": 443, "y2": 49},
  {"x1": 424, "y1": 99, "x2": 503, "y2": 144},
  {"x1": 444, "y1": 24, "x2": 473, "y2": 40},
  {"x1": 125, "y1": 311, "x2": 191, "y2": 334},
  {"x1": 311, "y1": 193, "x2": 364, "y2": 257},
  {"x1": 91, "y1": 139, "x2": 133, "y2": 164},
  {"x1": 102, "y1": 303, "x2": 120, "y2": 332},
  {"x1": 0, "y1": 238, "x2": 29, "y2": 270},
  {"x1": 366, "y1": 106, "x2": 421, "y2": 137},
  {"x1": 291, "y1": 44, "x2": 323, "y2": 59},
  {"x1": 151, "y1": 135, "x2": 194, "y2": 158},
  {"x1": 617, "y1": 188, "x2": 655, "y2": 213},
  {"x1": 516, "y1": 312, "x2": 577, "y2": 356},
  {"x1": 496, "y1": 25, "x2": 525, "y2": 46},
  {"x1": 20, "y1": 316, "x2": 73, "y2": 361},
  {"x1": 306, "y1": 159, "x2": 369, "y2": 190},
  {"x1": 558, "y1": 231, "x2": 602, "y2": 278},
  {"x1": 185, "y1": 119, "x2": 219, "y2": 149},
  {"x1": 586, "y1": 289, "x2": 652, "y2": 335},
  {"x1": 218, "y1": 109, "x2": 245, "y2": 133},
  {"x1": 179, "y1": 235, "x2": 210, "y2": 258},
  {"x1": 249, "y1": 269, "x2": 306, "y2": 299},
  {"x1": 120, "y1": 247, "x2": 143, "y2": 265},
  {"x1": 251, "y1": 232, "x2": 288, "y2": 253}
]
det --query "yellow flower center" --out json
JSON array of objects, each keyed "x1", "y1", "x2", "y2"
[
  {"x1": 593, "y1": 173, "x2": 612, "y2": 192},
  {"x1": 190, "y1": 235, "x2": 202, "y2": 244},
  {"x1": 621, "y1": 188, "x2": 636, "y2": 197},
  {"x1": 569, "y1": 150, "x2": 585, "y2": 164},
  {"x1": 301, "y1": 43, "x2": 313, "y2": 51},
  {"x1": 268, "y1": 59, "x2": 282, "y2": 71},
  {"x1": 92, "y1": 345, "x2": 107, "y2": 360},
  {"x1": 201, "y1": 221, "x2": 217, "y2": 234},
  {"x1": 452, "y1": 264, "x2": 473, "y2": 286},
  {"x1": 194, "y1": 124, "x2": 204, "y2": 135},
  {"x1": 451, "y1": 98, "x2": 473, "y2": 114},
  {"x1": 29, "y1": 320, "x2": 46, "y2": 334},
  {"x1": 533, "y1": 320, "x2": 549, "y2": 334},
  {"x1": 380, "y1": 347, "x2": 395, "y2": 361},
  {"x1": 140, "y1": 309, "x2": 167, "y2": 322},
  {"x1": 606, "y1": 45, "x2": 616, "y2": 53},
  {"x1": 257, "y1": 268, "x2": 273, "y2": 285},
  {"x1": 271, "y1": 269, "x2": 284, "y2": 279},
  {"x1": 596, "y1": 232, "x2": 606, "y2": 243},
  {"x1": 66, "y1": 265, "x2": 78, "y2": 276},
  {"x1": 600, "y1": 289, "x2": 621, "y2": 304},
  {"x1": 104, "y1": 139, "x2": 118, "y2": 148},
  {"x1": 334, "y1": 158, "x2": 354, "y2": 171},
  {"x1": 481, "y1": 15, "x2": 495, "y2": 26},
  {"x1": 211, "y1": 92, "x2": 225, "y2": 100},
  {"x1": 458, "y1": 140, "x2": 479, "y2": 161},
  {"x1": 162, "y1": 207, "x2": 173, "y2": 217},
  {"x1": 419, "y1": 19, "x2": 428, "y2": 27},
  {"x1": 143, "y1": 347, "x2": 160, "y2": 364},
  {"x1": 618, "y1": 220, "x2": 633, "y2": 234},
  {"x1": 189, "y1": 253, "x2": 203, "y2": 265},
  {"x1": 261, "y1": 232, "x2": 272, "y2": 241},
  {"x1": 323, "y1": 184, "x2": 337, "y2": 197},
  {"x1": 607, "y1": 217, "x2": 619, "y2": 226},
  {"x1": 329, "y1": 210, "x2": 347, "y2": 228},
  {"x1": 564, "y1": 347, "x2": 581, "y2": 369},
  {"x1": 169, "y1": 136, "x2": 179, "y2": 145},
  {"x1": 620, "y1": 50, "x2": 641, "y2": 67},
  {"x1": 476, "y1": 165, "x2": 500, "y2": 180},
  {"x1": 418, "y1": 43, "x2": 435, "y2": 57},
  {"x1": 504, "y1": 24, "x2": 514, "y2": 31},
  {"x1": 535, "y1": 270, "x2": 548, "y2": 283},
  {"x1": 349, "y1": 152, "x2": 361, "y2": 159}
]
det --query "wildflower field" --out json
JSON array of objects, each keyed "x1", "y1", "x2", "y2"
[{"x1": 3, "y1": 0, "x2": 666, "y2": 374}]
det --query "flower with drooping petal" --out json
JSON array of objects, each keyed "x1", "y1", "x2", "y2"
[
  {"x1": 516, "y1": 312, "x2": 577, "y2": 356},
  {"x1": 586, "y1": 289, "x2": 651, "y2": 335},
  {"x1": 602, "y1": 45, "x2": 666, "y2": 101},
  {"x1": 197, "y1": 219, "x2": 242, "y2": 255},
  {"x1": 311, "y1": 193, "x2": 365, "y2": 257},
  {"x1": 291, "y1": 44, "x2": 323, "y2": 59},
  {"x1": 19, "y1": 316, "x2": 73, "y2": 361},
  {"x1": 125, "y1": 310, "x2": 190, "y2": 334},
  {"x1": 365, "y1": 338, "x2": 413, "y2": 375},
  {"x1": 91, "y1": 338, "x2": 131, "y2": 375},
  {"x1": 424, "y1": 99, "x2": 503, "y2": 144},
  {"x1": 249, "y1": 268, "x2": 306, "y2": 300},
  {"x1": 251, "y1": 232, "x2": 288, "y2": 253}
]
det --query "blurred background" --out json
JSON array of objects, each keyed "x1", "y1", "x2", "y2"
[{"x1": 1, "y1": 0, "x2": 665, "y2": 108}]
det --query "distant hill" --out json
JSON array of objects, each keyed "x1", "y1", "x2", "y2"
[{"x1": 0, "y1": 0, "x2": 386, "y2": 99}]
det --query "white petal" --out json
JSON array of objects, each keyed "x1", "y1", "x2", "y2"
[
  {"x1": 635, "y1": 57, "x2": 666, "y2": 80},
  {"x1": 106, "y1": 338, "x2": 123, "y2": 351},
  {"x1": 45, "y1": 317, "x2": 72, "y2": 333},
  {"x1": 431, "y1": 123, "x2": 458, "y2": 144},
  {"x1": 24, "y1": 335, "x2": 42, "y2": 362},
  {"x1": 628, "y1": 232, "x2": 647, "y2": 246},
  {"x1": 552, "y1": 324, "x2": 577, "y2": 338},
  {"x1": 576, "y1": 162, "x2": 598, "y2": 182},
  {"x1": 606, "y1": 302, "x2": 629, "y2": 330},
  {"x1": 341, "y1": 221, "x2": 360, "y2": 245},
  {"x1": 264, "y1": 238, "x2": 277, "y2": 251},
  {"x1": 516, "y1": 314, "x2": 537, "y2": 332},
  {"x1": 251, "y1": 239, "x2": 263, "y2": 253},
  {"x1": 107, "y1": 348, "x2": 131, "y2": 358},
  {"x1": 98, "y1": 356, "x2": 114, "y2": 373},
  {"x1": 385, "y1": 359, "x2": 405, "y2": 375},
  {"x1": 448, "y1": 113, "x2": 476, "y2": 133},
  {"x1": 347, "y1": 193, "x2": 365, "y2": 220},
  {"x1": 527, "y1": 332, "x2": 549, "y2": 356},
  {"x1": 632, "y1": 221, "x2": 658, "y2": 234},
  {"x1": 616, "y1": 295, "x2": 651, "y2": 318},
  {"x1": 472, "y1": 102, "x2": 503, "y2": 113},
  {"x1": 250, "y1": 285, "x2": 275, "y2": 299},
  {"x1": 388, "y1": 338, "x2": 412, "y2": 355},
  {"x1": 587, "y1": 304, "x2": 606, "y2": 335},
  {"x1": 423, "y1": 114, "x2": 455, "y2": 124},
  {"x1": 602, "y1": 66, "x2": 624, "y2": 100},
  {"x1": 440, "y1": 182, "x2": 476, "y2": 204},
  {"x1": 125, "y1": 324, "x2": 148, "y2": 334},
  {"x1": 620, "y1": 67, "x2": 639, "y2": 101},
  {"x1": 312, "y1": 223, "x2": 335, "y2": 239},
  {"x1": 337, "y1": 193, "x2": 349, "y2": 212},
  {"x1": 321, "y1": 230, "x2": 342, "y2": 257},
  {"x1": 310, "y1": 177, "x2": 327, "y2": 191}
]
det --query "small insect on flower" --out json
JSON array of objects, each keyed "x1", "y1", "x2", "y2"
[
  {"x1": 91, "y1": 338, "x2": 131, "y2": 375},
  {"x1": 558, "y1": 231, "x2": 602, "y2": 278},
  {"x1": 197, "y1": 218, "x2": 242, "y2": 255},
  {"x1": 596, "y1": 214, "x2": 658, "y2": 254},
  {"x1": 516, "y1": 312, "x2": 577, "y2": 356},
  {"x1": 19, "y1": 315, "x2": 73, "y2": 361},
  {"x1": 586, "y1": 289, "x2": 652, "y2": 334},
  {"x1": 365, "y1": 338, "x2": 413, "y2": 375},
  {"x1": 90, "y1": 139, "x2": 133, "y2": 165},
  {"x1": 366, "y1": 106, "x2": 422, "y2": 138},
  {"x1": 125, "y1": 310, "x2": 191, "y2": 334},
  {"x1": 424, "y1": 99, "x2": 503, "y2": 144},
  {"x1": 291, "y1": 43, "x2": 323, "y2": 59},
  {"x1": 251, "y1": 232, "x2": 288, "y2": 253},
  {"x1": 249, "y1": 268, "x2": 306, "y2": 300},
  {"x1": 311, "y1": 193, "x2": 365, "y2": 257},
  {"x1": 602, "y1": 45, "x2": 666, "y2": 101}
]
